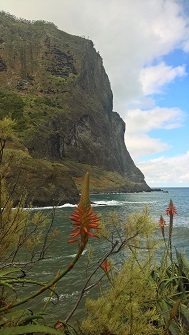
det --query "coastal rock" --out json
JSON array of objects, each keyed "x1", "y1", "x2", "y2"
[{"x1": 0, "y1": 12, "x2": 150, "y2": 205}]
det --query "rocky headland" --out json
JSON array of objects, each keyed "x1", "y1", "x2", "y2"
[{"x1": 0, "y1": 11, "x2": 151, "y2": 206}]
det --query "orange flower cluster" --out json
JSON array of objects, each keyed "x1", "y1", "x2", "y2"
[
  {"x1": 69, "y1": 206, "x2": 100, "y2": 244},
  {"x1": 68, "y1": 172, "x2": 100, "y2": 246},
  {"x1": 158, "y1": 215, "x2": 166, "y2": 237},
  {"x1": 101, "y1": 259, "x2": 111, "y2": 272},
  {"x1": 166, "y1": 199, "x2": 177, "y2": 216}
]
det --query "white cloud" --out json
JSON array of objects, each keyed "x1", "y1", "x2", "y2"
[
  {"x1": 138, "y1": 152, "x2": 189, "y2": 187},
  {"x1": 126, "y1": 107, "x2": 185, "y2": 134},
  {"x1": 1, "y1": 0, "x2": 189, "y2": 114},
  {"x1": 139, "y1": 62, "x2": 187, "y2": 95},
  {"x1": 124, "y1": 106, "x2": 185, "y2": 160},
  {"x1": 125, "y1": 133, "x2": 170, "y2": 159}
]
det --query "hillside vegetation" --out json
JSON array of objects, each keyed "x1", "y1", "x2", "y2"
[{"x1": 0, "y1": 11, "x2": 150, "y2": 205}]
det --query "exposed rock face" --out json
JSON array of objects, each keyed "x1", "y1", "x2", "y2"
[
  {"x1": 25, "y1": 39, "x2": 146, "y2": 184},
  {"x1": 111, "y1": 112, "x2": 145, "y2": 183},
  {"x1": 0, "y1": 12, "x2": 150, "y2": 203}
]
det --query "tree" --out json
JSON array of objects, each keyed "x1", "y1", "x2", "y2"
[
  {"x1": 0, "y1": 117, "x2": 16, "y2": 229},
  {"x1": 0, "y1": 91, "x2": 24, "y2": 123}
]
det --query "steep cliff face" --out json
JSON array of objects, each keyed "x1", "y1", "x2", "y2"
[
  {"x1": 0, "y1": 12, "x2": 150, "y2": 202},
  {"x1": 111, "y1": 112, "x2": 145, "y2": 182}
]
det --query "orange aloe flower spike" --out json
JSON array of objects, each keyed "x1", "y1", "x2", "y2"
[
  {"x1": 166, "y1": 199, "x2": 177, "y2": 216},
  {"x1": 158, "y1": 215, "x2": 166, "y2": 238},
  {"x1": 68, "y1": 172, "x2": 100, "y2": 246},
  {"x1": 165, "y1": 199, "x2": 177, "y2": 252}
]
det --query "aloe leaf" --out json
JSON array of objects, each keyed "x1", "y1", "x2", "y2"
[
  {"x1": 0, "y1": 324, "x2": 64, "y2": 335},
  {"x1": 168, "y1": 321, "x2": 183, "y2": 335},
  {"x1": 17, "y1": 313, "x2": 46, "y2": 325},
  {"x1": 158, "y1": 299, "x2": 170, "y2": 321},
  {"x1": 0, "y1": 309, "x2": 31, "y2": 326},
  {"x1": 1, "y1": 311, "x2": 46, "y2": 327},
  {"x1": 159, "y1": 300, "x2": 182, "y2": 335},
  {"x1": 180, "y1": 254, "x2": 189, "y2": 278},
  {"x1": 180, "y1": 303, "x2": 189, "y2": 326},
  {"x1": 159, "y1": 275, "x2": 184, "y2": 290}
]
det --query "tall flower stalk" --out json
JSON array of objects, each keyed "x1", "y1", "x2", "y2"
[
  {"x1": 166, "y1": 199, "x2": 177, "y2": 260},
  {"x1": 69, "y1": 172, "x2": 100, "y2": 248},
  {"x1": 158, "y1": 215, "x2": 166, "y2": 240},
  {"x1": 158, "y1": 199, "x2": 178, "y2": 268}
]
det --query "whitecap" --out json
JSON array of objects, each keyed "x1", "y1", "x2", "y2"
[
  {"x1": 65, "y1": 249, "x2": 87, "y2": 258},
  {"x1": 20, "y1": 203, "x2": 77, "y2": 211},
  {"x1": 92, "y1": 200, "x2": 122, "y2": 207},
  {"x1": 92, "y1": 200, "x2": 156, "y2": 207}
]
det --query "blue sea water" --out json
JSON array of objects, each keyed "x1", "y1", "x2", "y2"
[{"x1": 25, "y1": 188, "x2": 189, "y2": 321}]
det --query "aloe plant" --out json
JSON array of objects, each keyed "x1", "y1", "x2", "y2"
[{"x1": 0, "y1": 172, "x2": 100, "y2": 334}]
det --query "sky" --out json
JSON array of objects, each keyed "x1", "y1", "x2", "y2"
[{"x1": 0, "y1": 0, "x2": 189, "y2": 187}]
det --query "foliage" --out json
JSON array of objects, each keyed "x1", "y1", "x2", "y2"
[
  {"x1": 83, "y1": 261, "x2": 160, "y2": 334},
  {"x1": 81, "y1": 201, "x2": 189, "y2": 335},
  {"x1": 0, "y1": 120, "x2": 51, "y2": 261},
  {"x1": 82, "y1": 210, "x2": 162, "y2": 335},
  {"x1": 0, "y1": 118, "x2": 15, "y2": 143},
  {"x1": 0, "y1": 120, "x2": 60, "y2": 333},
  {"x1": 1, "y1": 122, "x2": 189, "y2": 334},
  {"x1": 0, "y1": 91, "x2": 24, "y2": 122},
  {"x1": 0, "y1": 157, "x2": 103, "y2": 333},
  {"x1": 0, "y1": 177, "x2": 49, "y2": 261}
]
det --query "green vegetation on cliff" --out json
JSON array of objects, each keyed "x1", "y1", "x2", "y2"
[{"x1": 0, "y1": 11, "x2": 151, "y2": 205}]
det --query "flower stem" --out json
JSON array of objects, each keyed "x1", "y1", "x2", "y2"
[{"x1": 0, "y1": 245, "x2": 85, "y2": 312}]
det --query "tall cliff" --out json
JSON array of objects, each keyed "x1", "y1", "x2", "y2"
[{"x1": 0, "y1": 12, "x2": 150, "y2": 205}]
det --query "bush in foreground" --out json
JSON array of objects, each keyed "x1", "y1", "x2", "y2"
[{"x1": 1, "y1": 119, "x2": 189, "y2": 334}]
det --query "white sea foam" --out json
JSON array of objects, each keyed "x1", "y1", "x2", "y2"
[
  {"x1": 92, "y1": 200, "x2": 156, "y2": 207},
  {"x1": 22, "y1": 203, "x2": 77, "y2": 211},
  {"x1": 65, "y1": 249, "x2": 87, "y2": 258},
  {"x1": 43, "y1": 290, "x2": 81, "y2": 302},
  {"x1": 92, "y1": 200, "x2": 121, "y2": 207}
]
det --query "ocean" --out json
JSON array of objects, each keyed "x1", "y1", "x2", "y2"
[{"x1": 24, "y1": 187, "x2": 189, "y2": 322}]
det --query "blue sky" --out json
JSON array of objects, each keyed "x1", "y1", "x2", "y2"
[
  {"x1": 140, "y1": 49, "x2": 189, "y2": 160},
  {"x1": 1, "y1": 0, "x2": 189, "y2": 187},
  {"x1": 150, "y1": 49, "x2": 189, "y2": 154}
]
